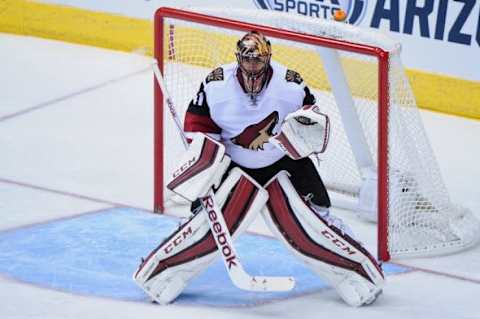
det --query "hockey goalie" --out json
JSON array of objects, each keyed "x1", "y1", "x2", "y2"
[{"x1": 133, "y1": 31, "x2": 385, "y2": 306}]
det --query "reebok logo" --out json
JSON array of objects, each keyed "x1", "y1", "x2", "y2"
[{"x1": 201, "y1": 196, "x2": 238, "y2": 269}]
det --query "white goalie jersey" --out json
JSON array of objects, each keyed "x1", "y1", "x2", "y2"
[{"x1": 184, "y1": 60, "x2": 316, "y2": 168}]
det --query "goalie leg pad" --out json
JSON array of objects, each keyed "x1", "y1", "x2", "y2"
[
  {"x1": 262, "y1": 171, "x2": 385, "y2": 307},
  {"x1": 134, "y1": 168, "x2": 268, "y2": 304}
]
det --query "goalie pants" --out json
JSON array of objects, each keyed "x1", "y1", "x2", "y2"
[{"x1": 226, "y1": 156, "x2": 331, "y2": 208}]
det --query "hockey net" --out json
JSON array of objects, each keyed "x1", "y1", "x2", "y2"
[{"x1": 153, "y1": 7, "x2": 480, "y2": 261}]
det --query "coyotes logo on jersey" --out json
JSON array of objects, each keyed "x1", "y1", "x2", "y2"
[{"x1": 230, "y1": 111, "x2": 279, "y2": 151}]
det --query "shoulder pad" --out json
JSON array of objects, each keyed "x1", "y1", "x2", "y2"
[
  {"x1": 285, "y1": 69, "x2": 303, "y2": 84},
  {"x1": 205, "y1": 67, "x2": 224, "y2": 84}
]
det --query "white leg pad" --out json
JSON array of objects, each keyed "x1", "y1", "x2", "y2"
[
  {"x1": 262, "y1": 171, "x2": 385, "y2": 307},
  {"x1": 133, "y1": 167, "x2": 268, "y2": 304}
]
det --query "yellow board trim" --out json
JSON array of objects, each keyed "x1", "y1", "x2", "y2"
[
  {"x1": 0, "y1": 0, "x2": 153, "y2": 55},
  {"x1": 1, "y1": 0, "x2": 479, "y2": 119},
  {"x1": 407, "y1": 69, "x2": 480, "y2": 120}
]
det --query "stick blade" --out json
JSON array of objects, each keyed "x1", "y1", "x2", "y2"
[{"x1": 234, "y1": 275, "x2": 296, "y2": 292}]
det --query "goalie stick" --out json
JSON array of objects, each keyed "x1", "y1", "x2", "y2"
[{"x1": 152, "y1": 60, "x2": 295, "y2": 292}]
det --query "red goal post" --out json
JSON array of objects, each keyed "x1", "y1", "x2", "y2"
[{"x1": 153, "y1": 7, "x2": 479, "y2": 262}]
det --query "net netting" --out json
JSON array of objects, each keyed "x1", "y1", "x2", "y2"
[{"x1": 155, "y1": 8, "x2": 480, "y2": 260}]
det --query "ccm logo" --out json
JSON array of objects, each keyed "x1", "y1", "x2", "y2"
[
  {"x1": 201, "y1": 196, "x2": 238, "y2": 269},
  {"x1": 172, "y1": 157, "x2": 196, "y2": 178},
  {"x1": 321, "y1": 230, "x2": 356, "y2": 255},
  {"x1": 163, "y1": 227, "x2": 193, "y2": 254}
]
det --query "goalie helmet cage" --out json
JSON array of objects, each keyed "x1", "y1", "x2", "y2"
[{"x1": 153, "y1": 7, "x2": 480, "y2": 261}]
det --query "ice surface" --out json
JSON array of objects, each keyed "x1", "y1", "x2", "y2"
[{"x1": 0, "y1": 33, "x2": 479, "y2": 319}]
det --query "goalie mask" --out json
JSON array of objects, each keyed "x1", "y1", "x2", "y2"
[{"x1": 236, "y1": 31, "x2": 272, "y2": 101}]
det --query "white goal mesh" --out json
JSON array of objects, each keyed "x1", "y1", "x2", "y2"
[{"x1": 153, "y1": 7, "x2": 480, "y2": 261}]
